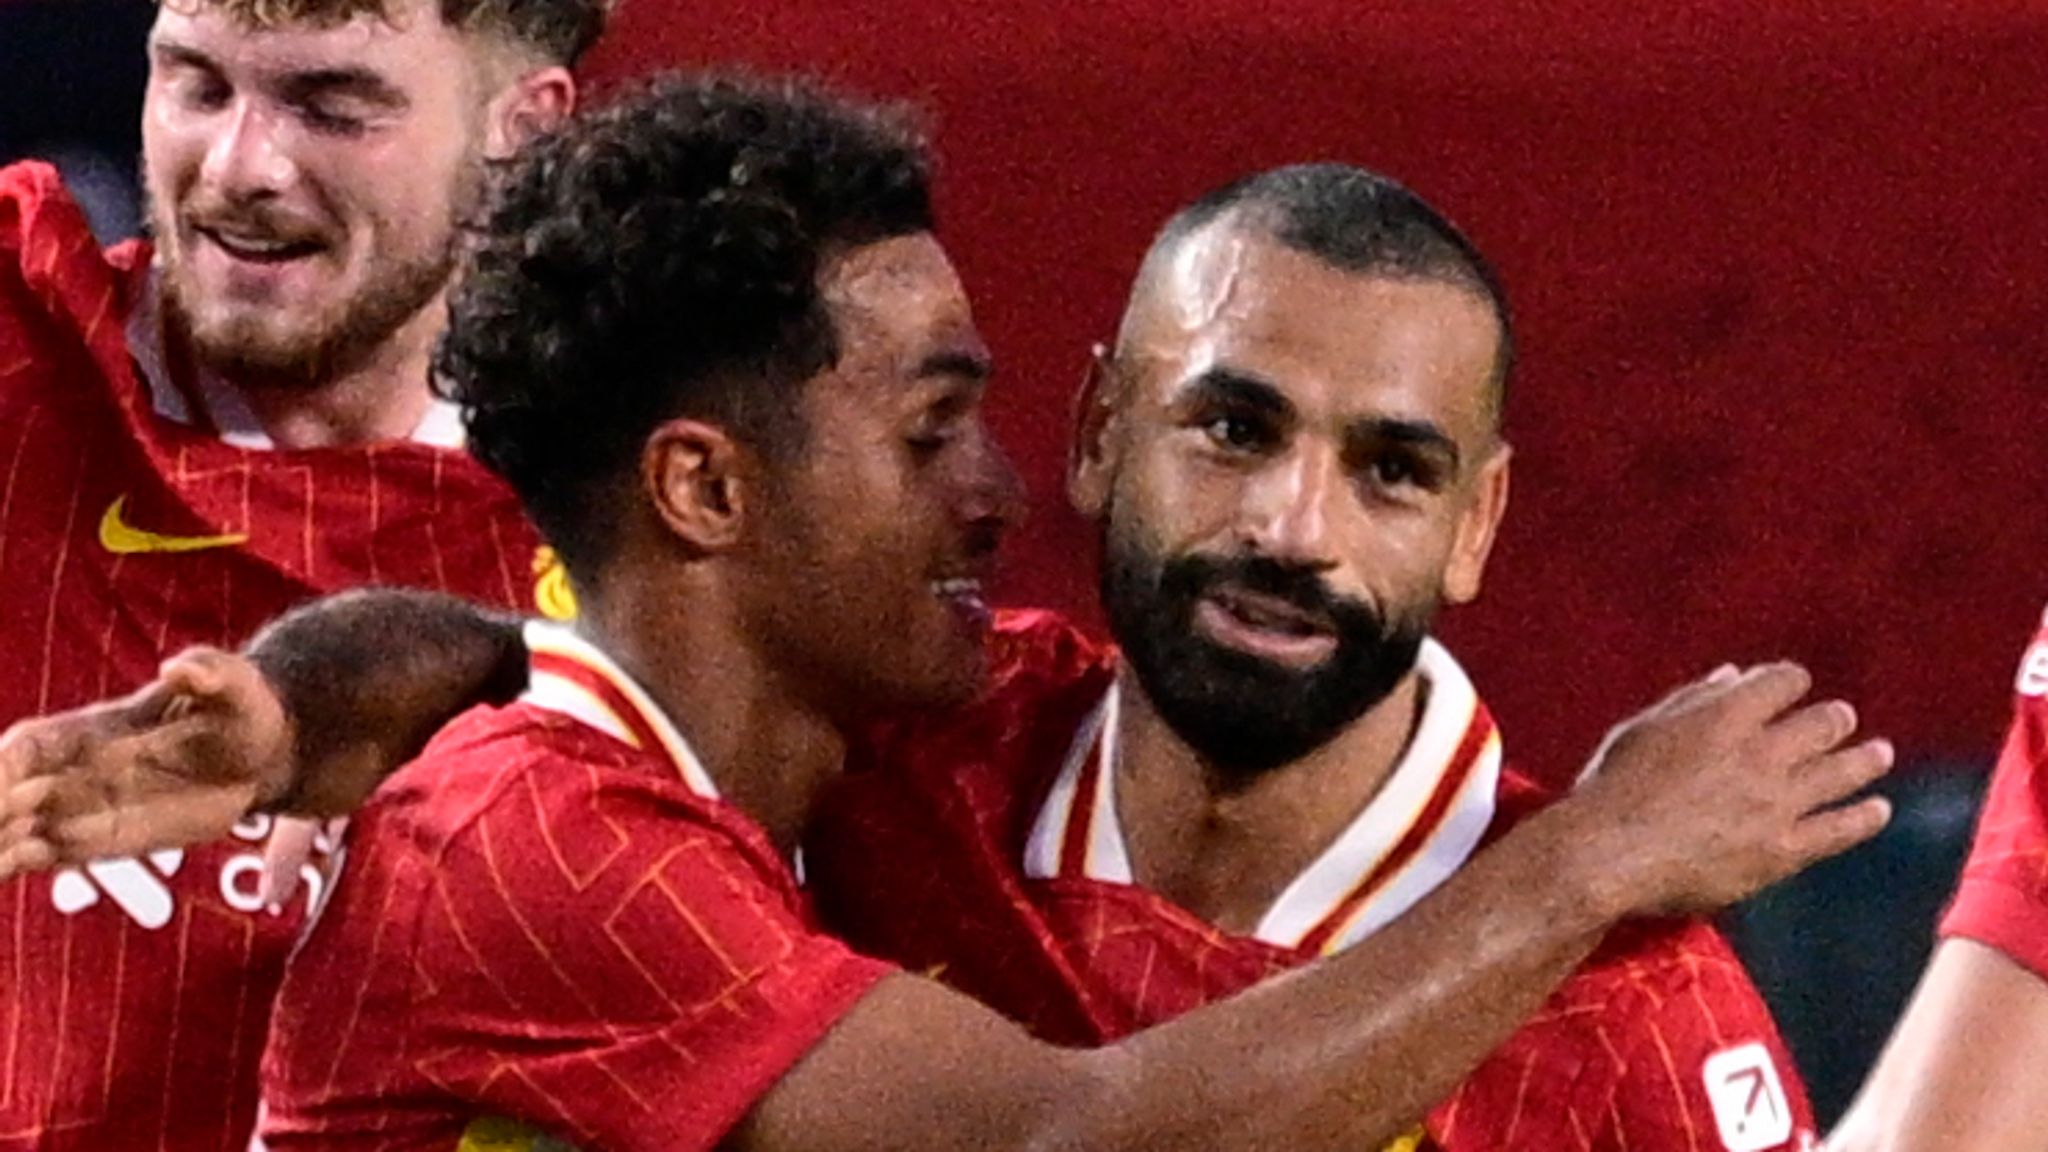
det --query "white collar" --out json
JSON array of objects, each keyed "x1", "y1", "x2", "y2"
[
  {"x1": 518, "y1": 621, "x2": 721, "y2": 801},
  {"x1": 126, "y1": 267, "x2": 465, "y2": 451},
  {"x1": 1024, "y1": 639, "x2": 1502, "y2": 955}
]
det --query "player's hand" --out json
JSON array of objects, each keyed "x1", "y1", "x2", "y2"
[
  {"x1": 1561, "y1": 661, "x2": 1893, "y2": 918},
  {"x1": 0, "y1": 647, "x2": 294, "y2": 880}
]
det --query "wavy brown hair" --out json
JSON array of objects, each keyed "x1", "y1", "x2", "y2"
[{"x1": 157, "y1": 0, "x2": 613, "y2": 64}]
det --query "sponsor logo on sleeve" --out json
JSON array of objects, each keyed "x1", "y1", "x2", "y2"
[
  {"x1": 2016, "y1": 640, "x2": 2048, "y2": 698},
  {"x1": 1703, "y1": 1043, "x2": 1793, "y2": 1152}
]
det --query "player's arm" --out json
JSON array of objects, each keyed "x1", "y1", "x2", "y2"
[
  {"x1": 1828, "y1": 631, "x2": 2048, "y2": 1152},
  {"x1": 734, "y1": 666, "x2": 1891, "y2": 1152},
  {"x1": 0, "y1": 588, "x2": 525, "y2": 872},
  {"x1": 1828, "y1": 939, "x2": 2048, "y2": 1152},
  {"x1": 426, "y1": 666, "x2": 1884, "y2": 1152},
  {"x1": 1585, "y1": 932, "x2": 1815, "y2": 1152}
]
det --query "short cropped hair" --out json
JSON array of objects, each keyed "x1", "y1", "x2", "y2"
[
  {"x1": 1150, "y1": 163, "x2": 1514, "y2": 422},
  {"x1": 435, "y1": 73, "x2": 935, "y2": 573}
]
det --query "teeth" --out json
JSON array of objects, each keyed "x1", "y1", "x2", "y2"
[
  {"x1": 931, "y1": 578, "x2": 982, "y2": 598},
  {"x1": 208, "y1": 230, "x2": 304, "y2": 256}
]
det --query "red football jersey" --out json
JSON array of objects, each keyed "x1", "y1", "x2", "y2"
[
  {"x1": 0, "y1": 163, "x2": 552, "y2": 1152},
  {"x1": 1940, "y1": 607, "x2": 2048, "y2": 979},
  {"x1": 259, "y1": 624, "x2": 890, "y2": 1152},
  {"x1": 811, "y1": 610, "x2": 1818, "y2": 1152}
]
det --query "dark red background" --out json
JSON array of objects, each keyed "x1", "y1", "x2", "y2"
[{"x1": 586, "y1": 1, "x2": 2048, "y2": 783}]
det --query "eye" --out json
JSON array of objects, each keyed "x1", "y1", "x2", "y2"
[
  {"x1": 1371, "y1": 453, "x2": 1420, "y2": 488},
  {"x1": 178, "y1": 72, "x2": 232, "y2": 112},
  {"x1": 1201, "y1": 411, "x2": 1275, "y2": 454},
  {"x1": 906, "y1": 428, "x2": 953, "y2": 459},
  {"x1": 298, "y1": 100, "x2": 368, "y2": 137}
]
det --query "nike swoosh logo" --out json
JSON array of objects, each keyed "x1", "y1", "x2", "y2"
[{"x1": 99, "y1": 495, "x2": 248, "y2": 555}]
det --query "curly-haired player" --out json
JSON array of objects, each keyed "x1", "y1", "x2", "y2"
[
  {"x1": 0, "y1": 1, "x2": 606, "y2": 1148},
  {"x1": 89, "y1": 73, "x2": 1881, "y2": 1151}
]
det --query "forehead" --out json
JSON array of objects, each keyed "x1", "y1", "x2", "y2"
[
  {"x1": 819, "y1": 233, "x2": 987, "y2": 376},
  {"x1": 149, "y1": 0, "x2": 470, "y2": 78},
  {"x1": 1128, "y1": 227, "x2": 1501, "y2": 441}
]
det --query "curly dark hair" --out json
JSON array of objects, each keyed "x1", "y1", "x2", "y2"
[{"x1": 435, "y1": 72, "x2": 935, "y2": 574}]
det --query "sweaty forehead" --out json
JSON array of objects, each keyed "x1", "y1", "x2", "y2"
[
  {"x1": 1123, "y1": 226, "x2": 1501, "y2": 437},
  {"x1": 821, "y1": 234, "x2": 988, "y2": 376},
  {"x1": 151, "y1": 0, "x2": 463, "y2": 73}
]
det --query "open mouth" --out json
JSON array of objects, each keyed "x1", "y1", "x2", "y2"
[
  {"x1": 1195, "y1": 586, "x2": 1337, "y2": 665},
  {"x1": 197, "y1": 226, "x2": 325, "y2": 266},
  {"x1": 931, "y1": 576, "x2": 991, "y2": 631}
]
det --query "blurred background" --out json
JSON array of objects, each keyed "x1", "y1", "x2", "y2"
[{"x1": 8, "y1": 0, "x2": 2047, "y2": 1125}]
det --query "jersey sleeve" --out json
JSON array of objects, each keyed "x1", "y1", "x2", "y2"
[
  {"x1": 1940, "y1": 615, "x2": 2048, "y2": 979},
  {"x1": 409, "y1": 763, "x2": 892, "y2": 1152},
  {"x1": 1587, "y1": 931, "x2": 1814, "y2": 1152},
  {"x1": 1431, "y1": 923, "x2": 1813, "y2": 1152}
]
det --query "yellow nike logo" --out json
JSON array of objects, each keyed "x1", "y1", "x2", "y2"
[
  {"x1": 98, "y1": 496, "x2": 247, "y2": 555},
  {"x1": 532, "y1": 546, "x2": 579, "y2": 621}
]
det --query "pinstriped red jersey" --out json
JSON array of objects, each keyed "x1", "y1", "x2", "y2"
[
  {"x1": 811, "y1": 610, "x2": 1819, "y2": 1152},
  {"x1": 1941, "y1": 608, "x2": 2048, "y2": 979},
  {"x1": 0, "y1": 163, "x2": 546, "y2": 1152},
  {"x1": 258, "y1": 624, "x2": 890, "y2": 1151}
]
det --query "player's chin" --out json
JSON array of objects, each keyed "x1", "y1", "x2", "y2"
[{"x1": 884, "y1": 631, "x2": 991, "y2": 710}]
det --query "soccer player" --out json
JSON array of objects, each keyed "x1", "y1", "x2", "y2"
[
  {"x1": 1826, "y1": 611, "x2": 2048, "y2": 1150},
  {"x1": 805, "y1": 165, "x2": 1825, "y2": 1152},
  {"x1": 0, "y1": 75, "x2": 1892, "y2": 1151},
  {"x1": 0, "y1": 0, "x2": 601, "y2": 1147}
]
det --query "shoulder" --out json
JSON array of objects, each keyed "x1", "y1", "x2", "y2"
[
  {"x1": 0, "y1": 161, "x2": 115, "y2": 278},
  {"x1": 372, "y1": 702, "x2": 786, "y2": 885}
]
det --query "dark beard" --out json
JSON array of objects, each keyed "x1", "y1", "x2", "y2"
[{"x1": 1101, "y1": 524, "x2": 1430, "y2": 783}]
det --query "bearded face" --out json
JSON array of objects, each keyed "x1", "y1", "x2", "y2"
[{"x1": 1101, "y1": 516, "x2": 1434, "y2": 781}]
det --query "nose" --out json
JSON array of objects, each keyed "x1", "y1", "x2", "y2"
[
  {"x1": 1238, "y1": 442, "x2": 1341, "y2": 569},
  {"x1": 200, "y1": 100, "x2": 297, "y2": 203},
  {"x1": 960, "y1": 426, "x2": 1029, "y2": 537}
]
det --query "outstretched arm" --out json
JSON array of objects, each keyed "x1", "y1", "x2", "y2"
[
  {"x1": 1828, "y1": 938, "x2": 2048, "y2": 1152},
  {"x1": 731, "y1": 663, "x2": 1891, "y2": 1152},
  {"x1": 0, "y1": 588, "x2": 524, "y2": 873}
]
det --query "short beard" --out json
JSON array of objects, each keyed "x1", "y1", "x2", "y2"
[
  {"x1": 146, "y1": 153, "x2": 476, "y2": 389},
  {"x1": 161, "y1": 247, "x2": 453, "y2": 388},
  {"x1": 1101, "y1": 519, "x2": 1431, "y2": 783}
]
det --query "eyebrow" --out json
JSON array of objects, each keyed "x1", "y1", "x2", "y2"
[
  {"x1": 151, "y1": 39, "x2": 409, "y2": 111},
  {"x1": 916, "y1": 349, "x2": 993, "y2": 383},
  {"x1": 1182, "y1": 366, "x2": 1464, "y2": 471},
  {"x1": 279, "y1": 67, "x2": 410, "y2": 112},
  {"x1": 1347, "y1": 416, "x2": 1462, "y2": 472},
  {"x1": 150, "y1": 41, "x2": 222, "y2": 73},
  {"x1": 1178, "y1": 366, "x2": 1296, "y2": 422}
]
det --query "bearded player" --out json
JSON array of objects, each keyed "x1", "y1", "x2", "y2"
[
  {"x1": 804, "y1": 165, "x2": 1822, "y2": 1152},
  {"x1": 0, "y1": 1, "x2": 602, "y2": 1147},
  {"x1": 0, "y1": 78, "x2": 1891, "y2": 1151},
  {"x1": 1827, "y1": 610, "x2": 2048, "y2": 1150}
]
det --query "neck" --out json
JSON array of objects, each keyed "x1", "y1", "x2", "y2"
[
  {"x1": 577, "y1": 570, "x2": 846, "y2": 858},
  {"x1": 1114, "y1": 664, "x2": 1425, "y2": 936},
  {"x1": 207, "y1": 299, "x2": 444, "y2": 450}
]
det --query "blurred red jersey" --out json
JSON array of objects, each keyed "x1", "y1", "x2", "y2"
[
  {"x1": 0, "y1": 163, "x2": 551, "y2": 1152},
  {"x1": 811, "y1": 610, "x2": 1818, "y2": 1152},
  {"x1": 1941, "y1": 606, "x2": 2048, "y2": 979},
  {"x1": 259, "y1": 624, "x2": 889, "y2": 1151}
]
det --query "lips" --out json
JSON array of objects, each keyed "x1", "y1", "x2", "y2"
[
  {"x1": 195, "y1": 224, "x2": 325, "y2": 265},
  {"x1": 931, "y1": 575, "x2": 992, "y2": 631},
  {"x1": 1205, "y1": 585, "x2": 1333, "y2": 638},
  {"x1": 1194, "y1": 584, "x2": 1339, "y2": 667}
]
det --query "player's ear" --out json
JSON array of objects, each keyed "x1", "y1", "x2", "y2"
[
  {"x1": 483, "y1": 66, "x2": 576, "y2": 160},
  {"x1": 644, "y1": 419, "x2": 749, "y2": 554},
  {"x1": 1068, "y1": 343, "x2": 1125, "y2": 520},
  {"x1": 1443, "y1": 442, "x2": 1511, "y2": 605}
]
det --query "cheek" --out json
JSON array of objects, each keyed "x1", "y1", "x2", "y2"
[{"x1": 1125, "y1": 444, "x2": 1234, "y2": 547}]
